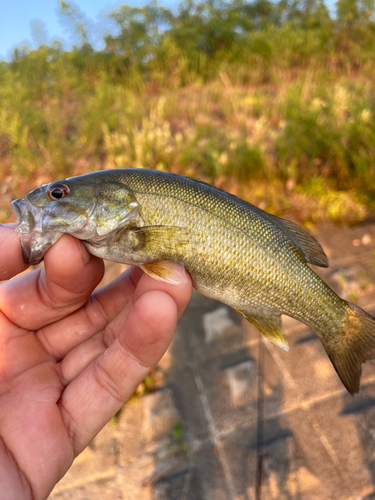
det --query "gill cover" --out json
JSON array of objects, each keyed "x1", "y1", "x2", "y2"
[
  {"x1": 12, "y1": 177, "x2": 141, "y2": 264},
  {"x1": 28, "y1": 180, "x2": 140, "y2": 237},
  {"x1": 92, "y1": 183, "x2": 140, "y2": 236}
]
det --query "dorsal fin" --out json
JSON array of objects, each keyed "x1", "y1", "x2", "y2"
[
  {"x1": 268, "y1": 215, "x2": 329, "y2": 268},
  {"x1": 185, "y1": 175, "x2": 328, "y2": 268}
]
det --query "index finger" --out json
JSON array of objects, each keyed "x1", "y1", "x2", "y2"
[
  {"x1": 0, "y1": 234, "x2": 105, "y2": 330},
  {"x1": 0, "y1": 224, "x2": 29, "y2": 280}
]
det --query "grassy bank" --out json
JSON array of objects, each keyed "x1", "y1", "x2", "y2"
[{"x1": 1, "y1": 0, "x2": 375, "y2": 223}]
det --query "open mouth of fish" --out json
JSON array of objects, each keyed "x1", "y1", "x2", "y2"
[{"x1": 11, "y1": 198, "x2": 63, "y2": 265}]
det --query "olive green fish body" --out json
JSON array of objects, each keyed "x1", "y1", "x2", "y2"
[
  {"x1": 91, "y1": 170, "x2": 343, "y2": 325},
  {"x1": 12, "y1": 169, "x2": 375, "y2": 395}
]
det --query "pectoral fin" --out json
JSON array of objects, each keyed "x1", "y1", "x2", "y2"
[
  {"x1": 235, "y1": 309, "x2": 289, "y2": 351},
  {"x1": 140, "y1": 261, "x2": 188, "y2": 285},
  {"x1": 132, "y1": 225, "x2": 190, "y2": 254},
  {"x1": 134, "y1": 225, "x2": 190, "y2": 284}
]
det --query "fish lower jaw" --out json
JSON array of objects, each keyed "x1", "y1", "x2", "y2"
[
  {"x1": 18, "y1": 230, "x2": 63, "y2": 265},
  {"x1": 12, "y1": 198, "x2": 45, "y2": 234}
]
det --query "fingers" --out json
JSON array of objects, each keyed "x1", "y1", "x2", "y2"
[
  {"x1": 0, "y1": 437, "x2": 32, "y2": 499},
  {"x1": 56, "y1": 334, "x2": 108, "y2": 385},
  {"x1": 59, "y1": 280, "x2": 192, "y2": 455},
  {"x1": 0, "y1": 235, "x2": 104, "y2": 330},
  {"x1": 131, "y1": 268, "x2": 193, "y2": 320},
  {"x1": 36, "y1": 266, "x2": 143, "y2": 360},
  {"x1": 37, "y1": 265, "x2": 191, "y2": 361},
  {"x1": 0, "y1": 224, "x2": 29, "y2": 280},
  {"x1": 56, "y1": 268, "x2": 192, "y2": 384}
]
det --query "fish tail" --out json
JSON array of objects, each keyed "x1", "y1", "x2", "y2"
[{"x1": 325, "y1": 302, "x2": 375, "y2": 395}]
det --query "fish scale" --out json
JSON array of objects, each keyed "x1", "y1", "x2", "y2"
[
  {"x1": 123, "y1": 172, "x2": 338, "y2": 316},
  {"x1": 11, "y1": 168, "x2": 375, "y2": 395}
]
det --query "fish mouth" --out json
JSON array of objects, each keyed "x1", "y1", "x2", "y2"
[
  {"x1": 11, "y1": 198, "x2": 62, "y2": 265},
  {"x1": 12, "y1": 196, "x2": 50, "y2": 231}
]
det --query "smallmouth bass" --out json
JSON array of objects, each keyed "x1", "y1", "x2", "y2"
[{"x1": 11, "y1": 168, "x2": 375, "y2": 395}]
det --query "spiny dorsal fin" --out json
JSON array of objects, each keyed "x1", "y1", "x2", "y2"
[
  {"x1": 186, "y1": 175, "x2": 328, "y2": 268},
  {"x1": 235, "y1": 309, "x2": 289, "y2": 351},
  {"x1": 267, "y1": 215, "x2": 329, "y2": 268}
]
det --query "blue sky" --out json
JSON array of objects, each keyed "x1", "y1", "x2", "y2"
[
  {"x1": 0, "y1": 0, "x2": 166, "y2": 60},
  {"x1": 0, "y1": 0, "x2": 337, "y2": 60}
]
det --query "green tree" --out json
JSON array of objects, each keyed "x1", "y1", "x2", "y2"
[
  {"x1": 336, "y1": 0, "x2": 375, "y2": 24},
  {"x1": 58, "y1": 0, "x2": 92, "y2": 49},
  {"x1": 104, "y1": 2, "x2": 172, "y2": 71}
]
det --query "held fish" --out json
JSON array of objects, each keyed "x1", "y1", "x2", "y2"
[{"x1": 11, "y1": 168, "x2": 375, "y2": 395}]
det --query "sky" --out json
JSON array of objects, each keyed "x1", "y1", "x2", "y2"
[
  {"x1": 0, "y1": 0, "x2": 164, "y2": 60},
  {"x1": 0, "y1": 0, "x2": 337, "y2": 61}
]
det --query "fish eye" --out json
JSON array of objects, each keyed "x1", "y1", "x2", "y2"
[{"x1": 48, "y1": 183, "x2": 70, "y2": 200}]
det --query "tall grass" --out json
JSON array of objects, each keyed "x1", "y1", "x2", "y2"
[{"x1": 1, "y1": 0, "x2": 375, "y2": 223}]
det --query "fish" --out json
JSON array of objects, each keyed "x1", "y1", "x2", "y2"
[{"x1": 11, "y1": 168, "x2": 375, "y2": 395}]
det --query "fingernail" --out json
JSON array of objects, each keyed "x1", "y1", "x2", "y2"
[
  {"x1": 0, "y1": 223, "x2": 17, "y2": 228},
  {"x1": 76, "y1": 239, "x2": 90, "y2": 264},
  {"x1": 174, "y1": 264, "x2": 188, "y2": 284},
  {"x1": 166, "y1": 262, "x2": 189, "y2": 284},
  {"x1": 140, "y1": 261, "x2": 188, "y2": 285}
]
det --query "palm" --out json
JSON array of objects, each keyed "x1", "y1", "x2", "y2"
[{"x1": 0, "y1": 228, "x2": 191, "y2": 500}]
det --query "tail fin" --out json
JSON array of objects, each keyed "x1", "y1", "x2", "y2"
[{"x1": 327, "y1": 303, "x2": 375, "y2": 395}]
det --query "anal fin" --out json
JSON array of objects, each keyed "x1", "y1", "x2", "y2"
[{"x1": 235, "y1": 309, "x2": 289, "y2": 351}]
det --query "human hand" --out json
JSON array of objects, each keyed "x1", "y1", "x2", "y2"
[{"x1": 0, "y1": 224, "x2": 192, "y2": 500}]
